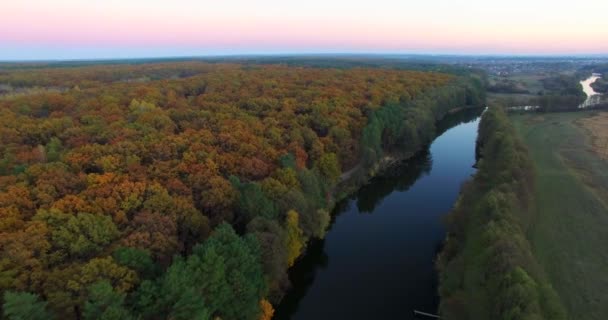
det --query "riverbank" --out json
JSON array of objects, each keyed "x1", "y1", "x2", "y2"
[
  {"x1": 512, "y1": 111, "x2": 608, "y2": 320},
  {"x1": 333, "y1": 106, "x2": 484, "y2": 208},
  {"x1": 437, "y1": 106, "x2": 566, "y2": 320}
]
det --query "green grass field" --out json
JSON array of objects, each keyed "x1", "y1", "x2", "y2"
[{"x1": 512, "y1": 112, "x2": 608, "y2": 320}]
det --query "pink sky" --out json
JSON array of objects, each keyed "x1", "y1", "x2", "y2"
[{"x1": 2, "y1": 0, "x2": 608, "y2": 59}]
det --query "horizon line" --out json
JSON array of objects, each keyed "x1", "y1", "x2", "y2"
[{"x1": 2, "y1": 52, "x2": 608, "y2": 63}]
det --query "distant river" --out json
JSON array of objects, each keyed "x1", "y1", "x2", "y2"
[
  {"x1": 579, "y1": 73, "x2": 602, "y2": 108},
  {"x1": 274, "y1": 108, "x2": 483, "y2": 320}
]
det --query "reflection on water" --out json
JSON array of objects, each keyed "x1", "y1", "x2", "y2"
[
  {"x1": 274, "y1": 108, "x2": 483, "y2": 320},
  {"x1": 436, "y1": 107, "x2": 484, "y2": 136},
  {"x1": 355, "y1": 151, "x2": 431, "y2": 213},
  {"x1": 579, "y1": 73, "x2": 603, "y2": 109}
]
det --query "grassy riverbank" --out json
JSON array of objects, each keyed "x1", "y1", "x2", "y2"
[
  {"x1": 511, "y1": 112, "x2": 608, "y2": 320},
  {"x1": 437, "y1": 107, "x2": 565, "y2": 320}
]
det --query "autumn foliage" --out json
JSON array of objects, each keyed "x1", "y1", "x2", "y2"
[{"x1": 0, "y1": 61, "x2": 483, "y2": 319}]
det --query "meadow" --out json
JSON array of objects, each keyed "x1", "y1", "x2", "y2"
[{"x1": 512, "y1": 111, "x2": 608, "y2": 320}]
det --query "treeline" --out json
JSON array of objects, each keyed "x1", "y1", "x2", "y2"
[
  {"x1": 226, "y1": 56, "x2": 486, "y2": 77},
  {"x1": 437, "y1": 107, "x2": 566, "y2": 319},
  {"x1": 535, "y1": 74, "x2": 586, "y2": 111},
  {"x1": 0, "y1": 62, "x2": 483, "y2": 320},
  {"x1": 495, "y1": 73, "x2": 586, "y2": 111},
  {"x1": 0, "y1": 62, "x2": 222, "y2": 89},
  {"x1": 591, "y1": 77, "x2": 608, "y2": 94},
  {"x1": 577, "y1": 63, "x2": 608, "y2": 78},
  {"x1": 353, "y1": 77, "x2": 485, "y2": 182},
  {"x1": 487, "y1": 79, "x2": 530, "y2": 94}
]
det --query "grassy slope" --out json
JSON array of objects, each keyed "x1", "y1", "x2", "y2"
[{"x1": 512, "y1": 112, "x2": 608, "y2": 320}]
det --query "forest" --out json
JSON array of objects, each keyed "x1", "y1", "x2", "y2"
[
  {"x1": 536, "y1": 74, "x2": 587, "y2": 111},
  {"x1": 0, "y1": 61, "x2": 485, "y2": 319},
  {"x1": 591, "y1": 78, "x2": 608, "y2": 93},
  {"x1": 437, "y1": 107, "x2": 565, "y2": 320}
]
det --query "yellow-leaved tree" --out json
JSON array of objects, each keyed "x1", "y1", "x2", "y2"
[
  {"x1": 285, "y1": 210, "x2": 304, "y2": 267},
  {"x1": 259, "y1": 299, "x2": 274, "y2": 320}
]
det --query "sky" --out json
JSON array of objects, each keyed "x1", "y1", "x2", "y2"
[{"x1": 1, "y1": 0, "x2": 608, "y2": 60}]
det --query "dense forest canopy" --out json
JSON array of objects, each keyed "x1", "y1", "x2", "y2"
[{"x1": 0, "y1": 61, "x2": 483, "y2": 319}]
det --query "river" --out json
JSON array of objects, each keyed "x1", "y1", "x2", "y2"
[
  {"x1": 579, "y1": 73, "x2": 602, "y2": 108},
  {"x1": 274, "y1": 108, "x2": 483, "y2": 320}
]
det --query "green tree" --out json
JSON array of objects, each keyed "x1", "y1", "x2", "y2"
[
  {"x1": 83, "y1": 281, "x2": 134, "y2": 320},
  {"x1": 193, "y1": 224, "x2": 266, "y2": 319},
  {"x1": 131, "y1": 280, "x2": 162, "y2": 318},
  {"x1": 311, "y1": 209, "x2": 330, "y2": 238},
  {"x1": 278, "y1": 153, "x2": 296, "y2": 169},
  {"x1": 112, "y1": 247, "x2": 159, "y2": 279},
  {"x1": 151, "y1": 223, "x2": 265, "y2": 320},
  {"x1": 231, "y1": 177, "x2": 278, "y2": 222},
  {"x1": 35, "y1": 209, "x2": 119, "y2": 259},
  {"x1": 46, "y1": 137, "x2": 63, "y2": 162},
  {"x1": 158, "y1": 249, "x2": 228, "y2": 316},
  {"x1": 296, "y1": 169, "x2": 325, "y2": 210},
  {"x1": 247, "y1": 217, "x2": 289, "y2": 299},
  {"x1": 361, "y1": 114, "x2": 383, "y2": 165},
  {"x1": 168, "y1": 286, "x2": 212, "y2": 320},
  {"x1": 3, "y1": 291, "x2": 53, "y2": 320}
]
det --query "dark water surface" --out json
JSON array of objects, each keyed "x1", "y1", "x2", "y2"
[{"x1": 275, "y1": 108, "x2": 482, "y2": 320}]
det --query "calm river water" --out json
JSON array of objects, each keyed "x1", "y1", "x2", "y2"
[{"x1": 275, "y1": 108, "x2": 483, "y2": 320}]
